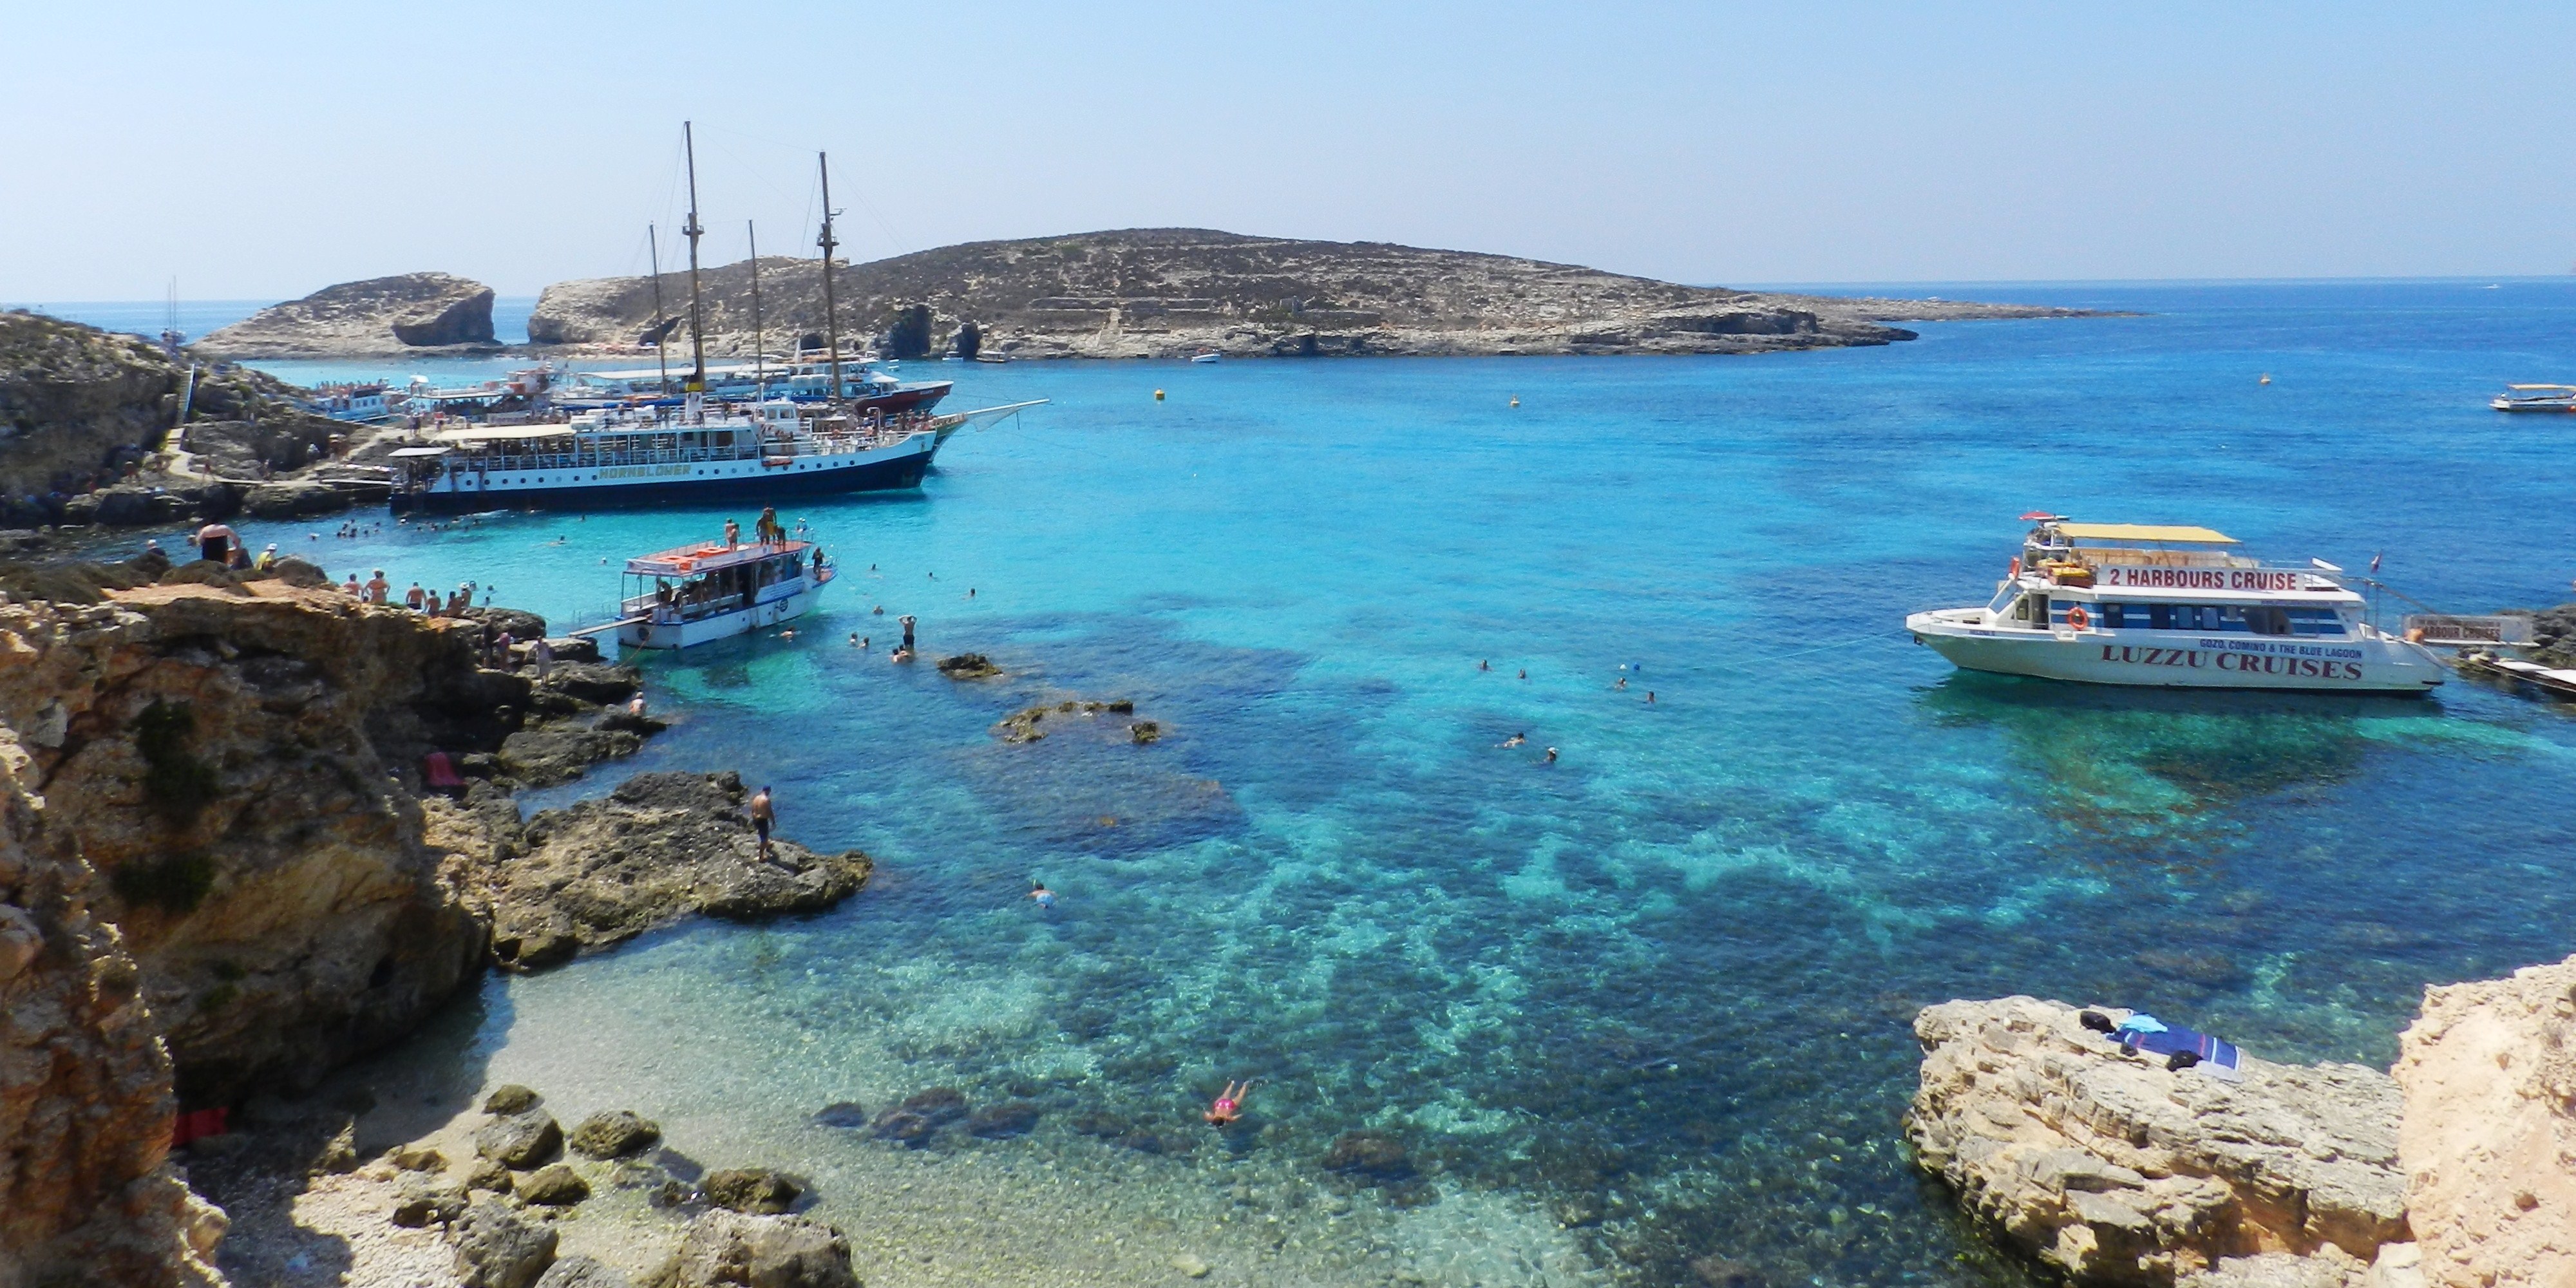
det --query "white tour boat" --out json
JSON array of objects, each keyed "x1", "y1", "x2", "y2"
[
  {"x1": 618, "y1": 537, "x2": 833, "y2": 649},
  {"x1": 2491, "y1": 384, "x2": 2576, "y2": 413},
  {"x1": 386, "y1": 394, "x2": 1042, "y2": 514},
  {"x1": 1905, "y1": 518, "x2": 2445, "y2": 692}
]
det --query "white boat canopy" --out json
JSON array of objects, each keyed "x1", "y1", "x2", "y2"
[
  {"x1": 386, "y1": 446, "x2": 453, "y2": 458},
  {"x1": 433, "y1": 425, "x2": 582, "y2": 443},
  {"x1": 2054, "y1": 522, "x2": 2238, "y2": 545}
]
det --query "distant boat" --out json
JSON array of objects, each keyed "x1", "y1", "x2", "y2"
[
  {"x1": 2492, "y1": 384, "x2": 2576, "y2": 413},
  {"x1": 973, "y1": 354, "x2": 1009, "y2": 365},
  {"x1": 1189, "y1": 350, "x2": 1222, "y2": 364}
]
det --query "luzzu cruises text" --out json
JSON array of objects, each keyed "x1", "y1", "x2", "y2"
[
  {"x1": 386, "y1": 393, "x2": 1041, "y2": 514},
  {"x1": 1904, "y1": 518, "x2": 2443, "y2": 692}
]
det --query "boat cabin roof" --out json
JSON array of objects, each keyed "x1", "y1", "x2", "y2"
[
  {"x1": 435, "y1": 425, "x2": 577, "y2": 443},
  {"x1": 2053, "y1": 522, "x2": 2237, "y2": 544},
  {"x1": 2505, "y1": 384, "x2": 2576, "y2": 392},
  {"x1": 625, "y1": 540, "x2": 813, "y2": 577}
]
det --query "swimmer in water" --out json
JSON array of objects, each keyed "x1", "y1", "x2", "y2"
[
  {"x1": 1479, "y1": 659, "x2": 1490, "y2": 672},
  {"x1": 1615, "y1": 677, "x2": 1627, "y2": 690},
  {"x1": 780, "y1": 628, "x2": 795, "y2": 641},
  {"x1": 1646, "y1": 691, "x2": 1655, "y2": 704},
  {"x1": 1029, "y1": 880, "x2": 1056, "y2": 909},
  {"x1": 1517, "y1": 669, "x2": 1527, "y2": 680},
  {"x1": 1500, "y1": 732, "x2": 1526, "y2": 748},
  {"x1": 850, "y1": 632, "x2": 860, "y2": 646},
  {"x1": 1545, "y1": 746, "x2": 1558, "y2": 762},
  {"x1": 1204, "y1": 1079, "x2": 1251, "y2": 1128}
]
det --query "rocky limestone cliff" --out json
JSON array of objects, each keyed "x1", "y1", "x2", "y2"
[
  {"x1": 0, "y1": 312, "x2": 361, "y2": 529},
  {"x1": 526, "y1": 227, "x2": 2093, "y2": 359},
  {"x1": 200, "y1": 274, "x2": 498, "y2": 358},
  {"x1": 2395, "y1": 953, "x2": 2576, "y2": 1288},
  {"x1": 1907, "y1": 997, "x2": 2407, "y2": 1287},
  {"x1": 0, "y1": 726, "x2": 227, "y2": 1286},
  {"x1": 0, "y1": 582, "x2": 533, "y2": 1102}
]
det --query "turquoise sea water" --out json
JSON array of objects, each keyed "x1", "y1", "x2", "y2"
[{"x1": 109, "y1": 283, "x2": 2576, "y2": 1283}]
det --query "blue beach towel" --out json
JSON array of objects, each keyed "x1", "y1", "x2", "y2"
[{"x1": 2094, "y1": 1012, "x2": 2244, "y2": 1083}]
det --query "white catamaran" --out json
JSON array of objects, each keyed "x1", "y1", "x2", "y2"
[{"x1": 1906, "y1": 517, "x2": 2445, "y2": 692}]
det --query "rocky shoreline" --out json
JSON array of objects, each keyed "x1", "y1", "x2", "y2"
[
  {"x1": 0, "y1": 571, "x2": 876, "y2": 1284},
  {"x1": 1906, "y1": 965, "x2": 2576, "y2": 1288}
]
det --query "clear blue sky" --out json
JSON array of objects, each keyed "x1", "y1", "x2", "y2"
[{"x1": 7, "y1": 1, "x2": 2571, "y2": 299}]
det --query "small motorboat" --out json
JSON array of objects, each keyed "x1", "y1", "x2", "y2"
[
  {"x1": 2492, "y1": 384, "x2": 2576, "y2": 412},
  {"x1": 1188, "y1": 350, "x2": 1222, "y2": 364}
]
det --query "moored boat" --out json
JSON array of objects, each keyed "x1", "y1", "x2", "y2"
[
  {"x1": 384, "y1": 395, "x2": 1043, "y2": 514},
  {"x1": 618, "y1": 536, "x2": 831, "y2": 649},
  {"x1": 1905, "y1": 516, "x2": 2443, "y2": 692},
  {"x1": 2490, "y1": 384, "x2": 2576, "y2": 412}
]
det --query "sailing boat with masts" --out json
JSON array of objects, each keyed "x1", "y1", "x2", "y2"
[{"x1": 390, "y1": 131, "x2": 1039, "y2": 515}]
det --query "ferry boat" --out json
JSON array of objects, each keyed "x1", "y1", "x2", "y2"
[
  {"x1": 2490, "y1": 384, "x2": 2576, "y2": 412},
  {"x1": 384, "y1": 395, "x2": 1043, "y2": 514},
  {"x1": 618, "y1": 537, "x2": 831, "y2": 649},
  {"x1": 1904, "y1": 517, "x2": 2445, "y2": 692}
]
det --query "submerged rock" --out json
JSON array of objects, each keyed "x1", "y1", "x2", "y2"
[
  {"x1": 474, "y1": 770, "x2": 871, "y2": 971},
  {"x1": 568, "y1": 1109, "x2": 661, "y2": 1159},
  {"x1": 967, "y1": 1099, "x2": 1043, "y2": 1137},
  {"x1": 1907, "y1": 996, "x2": 2405, "y2": 1285},
  {"x1": 1321, "y1": 1131, "x2": 1414, "y2": 1180},
  {"x1": 1130, "y1": 720, "x2": 1162, "y2": 744},
  {"x1": 670, "y1": 1209, "x2": 857, "y2": 1288},
  {"x1": 990, "y1": 698, "x2": 1141, "y2": 744},
  {"x1": 810, "y1": 1101, "x2": 871, "y2": 1129},
  {"x1": 703, "y1": 1167, "x2": 803, "y2": 1215}
]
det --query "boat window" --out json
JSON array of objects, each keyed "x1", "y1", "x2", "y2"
[
  {"x1": 2031, "y1": 594, "x2": 2050, "y2": 629},
  {"x1": 1986, "y1": 582, "x2": 2019, "y2": 614},
  {"x1": 2245, "y1": 607, "x2": 2291, "y2": 636},
  {"x1": 2099, "y1": 602, "x2": 2125, "y2": 629},
  {"x1": 2149, "y1": 603, "x2": 2174, "y2": 631}
]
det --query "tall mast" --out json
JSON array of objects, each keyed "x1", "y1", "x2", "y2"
[
  {"x1": 682, "y1": 121, "x2": 706, "y2": 393},
  {"x1": 648, "y1": 223, "x2": 668, "y2": 395},
  {"x1": 748, "y1": 220, "x2": 764, "y2": 389},
  {"x1": 817, "y1": 151, "x2": 842, "y2": 406}
]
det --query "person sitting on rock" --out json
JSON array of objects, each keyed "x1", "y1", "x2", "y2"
[{"x1": 1204, "y1": 1080, "x2": 1251, "y2": 1128}]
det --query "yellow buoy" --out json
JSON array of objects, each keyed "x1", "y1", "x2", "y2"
[{"x1": 1155, "y1": 389, "x2": 1165, "y2": 401}]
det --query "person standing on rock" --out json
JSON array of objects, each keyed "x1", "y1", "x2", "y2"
[
  {"x1": 750, "y1": 786, "x2": 777, "y2": 860},
  {"x1": 532, "y1": 637, "x2": 554, "y2": 678},
  {"x1": 341, "y1": 572, "x2": 363, "y2": 596}
]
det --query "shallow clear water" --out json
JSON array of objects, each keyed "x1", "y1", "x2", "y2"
[{"x1": 200, "y1": 281, "x2": 2576, "y2": 1285}]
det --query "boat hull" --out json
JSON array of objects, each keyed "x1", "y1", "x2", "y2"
[
  {"x1": 392, "y1": 437, "x2": 936, "y2": 515},
  {"x1": 1906, "y1": 610, "x2": 2445, "y2": 692},
  {"x1": 620, "y1": 582, "x2": 826, "y2": 650}
]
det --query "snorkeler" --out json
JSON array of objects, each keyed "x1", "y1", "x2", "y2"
[
  {"x1": 1029, "y1": 880, "x2": 1056, "y2": 909},
  {"x1": 1204, "y1": 1079, "x2": 1251, "y2": 1127},
  {"x1": 1500, "y1": 732, "x2": 1526, "y2": 748}
]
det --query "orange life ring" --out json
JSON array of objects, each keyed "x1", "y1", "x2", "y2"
[
  {"x1": 2065, "y1": 605, "x2": 2090, "y2": 630},
  {"x1": 2008, "y1": 556, "x2": 2021, "y2": 577}
]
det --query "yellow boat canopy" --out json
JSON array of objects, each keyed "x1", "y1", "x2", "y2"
[{"x1": 2055, "y1": 522, "x2": 2237, "y2": 544}]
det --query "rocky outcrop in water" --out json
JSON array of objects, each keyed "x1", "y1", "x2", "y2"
[
  {"x1": 1906, "y1": 996, "x2": 2408, "y2": 1287},
  {"x1": 0, "y1": 726, "x2": 228, "y2": 1285},
  {"x1": 525, "y1": 228, "x2": 2096, "y2": 360},
  {"x1": 200, "y1": 272, "x2": 499, "y2": 357},
  {"x1": 461, "y1": 770, "x2": 871, "y2": 971},
  {"x1": 2395, "y1": 952, "x2": 2576, "y2": 1288}
]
